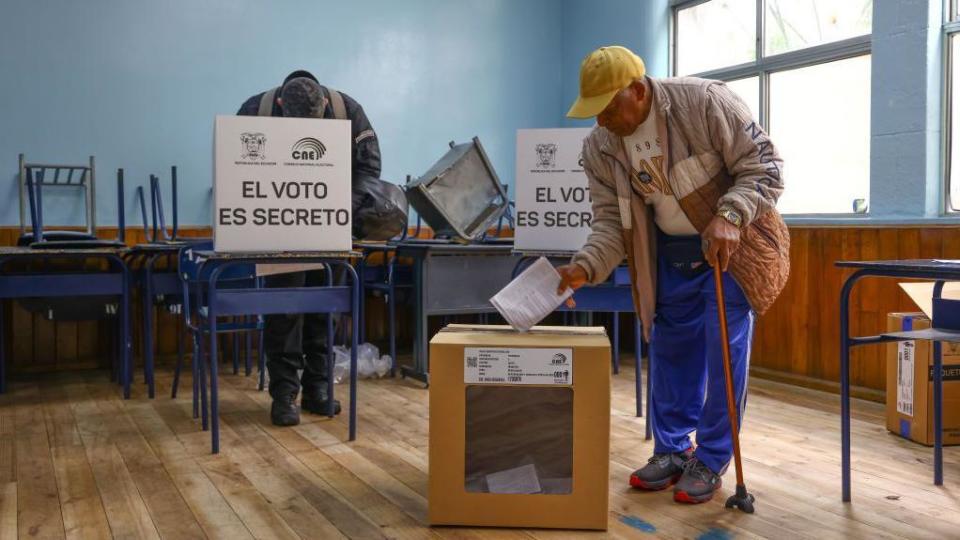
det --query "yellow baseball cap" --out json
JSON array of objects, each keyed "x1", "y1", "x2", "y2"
[{"x1": 566, "y1": 46, "x2": 646, "y2": 119}]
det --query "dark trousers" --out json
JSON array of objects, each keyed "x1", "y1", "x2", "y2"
[{"x1": 263, "y1": 269, "x2": 335, "y2": 399}]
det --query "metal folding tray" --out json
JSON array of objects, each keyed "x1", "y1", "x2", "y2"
[{"x1": 405, "y1": 137, "x2": 509, "y2": 242}]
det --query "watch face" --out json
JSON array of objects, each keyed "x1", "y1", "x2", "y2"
[{"x1": 636, "y1": 171, "x2": 653, "y2": 184}]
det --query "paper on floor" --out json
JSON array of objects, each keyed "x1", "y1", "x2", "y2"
[
  {"x1": 485, "y1": 463, "x2": 542, "y2": 494},
  {"x1": 489, "y1": 257, "x2": 573, "y2": 332}
]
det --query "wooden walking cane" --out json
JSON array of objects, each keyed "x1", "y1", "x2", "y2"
[{"x1": 713, "y1": 264, "x2": 756, "y2": 513}]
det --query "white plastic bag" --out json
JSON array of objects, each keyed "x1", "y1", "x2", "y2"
[{"x1": 332, "y1": 343, "x2": 392, "y2": 382}]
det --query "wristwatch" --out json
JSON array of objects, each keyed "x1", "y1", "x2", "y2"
[{"x1": 717, "y1": 206, "x2": 743, "y2": 228}]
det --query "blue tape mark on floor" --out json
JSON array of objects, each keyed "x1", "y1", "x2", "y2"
[
  {"x1": 619, "y1": 515, "x2": 656, "y2": 533},
  {"x1": 697, "y1": 527, "x2": 733, "y2": 540}
]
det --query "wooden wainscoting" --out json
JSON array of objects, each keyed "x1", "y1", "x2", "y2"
[{"x1": 751, "y1": 226, "x2": 960, "y2": 398}]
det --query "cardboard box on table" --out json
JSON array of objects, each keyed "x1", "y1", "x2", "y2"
[{"x1": 429, "y1": 325, "x2": 610, "y2": 530}]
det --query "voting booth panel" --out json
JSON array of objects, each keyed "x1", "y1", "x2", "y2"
[
  {"x1": 429, "y1": 325, "x2": 610, "y2": 530},
  {"x1": 514, "y1": 129, "x2": 593, "y2": 252},
  {"x1": 214, "y1": 115, "x2": 352, "y2": 252}
]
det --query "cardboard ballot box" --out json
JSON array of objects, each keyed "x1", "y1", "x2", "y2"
[
  {"x1": 886, "y1": 313, "x2": 960, "y2": 446},
  {"x1": 428, "y1": 325, "x2": 610, "y2": 530}
]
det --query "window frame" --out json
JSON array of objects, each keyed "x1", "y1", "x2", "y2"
[
  {"x1": 670, "y1": 0, "x2": 873, "y2": 217},
  {"x1": 942, "y1": 0, "x2": 960, "y2": 213}
]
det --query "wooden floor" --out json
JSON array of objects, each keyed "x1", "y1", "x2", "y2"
[{"x1": 0, "y1": 362, "x2": 957, "y2": 540}]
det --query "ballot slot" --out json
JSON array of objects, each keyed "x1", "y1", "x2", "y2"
[{"x1": 464, "y1": 385, "x2": 574, "y2": 495}]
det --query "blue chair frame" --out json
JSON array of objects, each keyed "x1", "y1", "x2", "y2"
[
  {"x1": 175, "y1": 242, "x2": 264, "y2": 423},
  {"x1": 189, "y1": 251, "x2": 359, "y2": 453}
]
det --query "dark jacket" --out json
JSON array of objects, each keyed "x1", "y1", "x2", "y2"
[{"x1": 237, "y1": 71, "x2": 382, "y2": 180}]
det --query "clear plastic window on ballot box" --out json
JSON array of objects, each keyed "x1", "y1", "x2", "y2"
[{"x1": 464, "y1": 385, "x2": 573, "y2": 495}]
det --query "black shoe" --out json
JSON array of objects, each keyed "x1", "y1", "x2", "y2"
[
  {"x1": 301, "y1": 395, "x2": 342, "y2": 416},
  {"x1": 270, "y1": 394, "x2": 300, "y2": 426},
  {"x1": 673, "y1": 457, "x2": 722, "y2": 504},
  {"x1": 629, "y1": 447, "x2": 694, "y2": 491}
]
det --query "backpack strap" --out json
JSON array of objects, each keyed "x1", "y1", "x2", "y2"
[
  {"x1": 327, "y1": 87, "x2": 347, "y2": 120},
  {"x1": 258, "y1": 87, "x2": 278, "y2": 116}
]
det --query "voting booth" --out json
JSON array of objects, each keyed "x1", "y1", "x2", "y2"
[
  {"x1": 213, "y1": 115, "x2": 352, "y2": 252},
  {"x1": 514, "y1": 128, "x2": 593, "y2": 252},
  {"x1": 429, "y1": 324, "x2": 610, "y2": 530}
]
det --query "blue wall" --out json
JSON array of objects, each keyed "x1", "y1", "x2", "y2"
[
  {"x1": 560, "y1": 0, "x2": 669, "y2": 128},
  {"x1": 7, "y1": 0, "x2": 946, "y2": 226},
  {"x1": 0, "y1": 0, "x2": 563, "y2": 226}
]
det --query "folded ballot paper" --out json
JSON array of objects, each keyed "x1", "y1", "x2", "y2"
[{"x1": 490, "y1": 257, "x2": 574, "y2": 332}]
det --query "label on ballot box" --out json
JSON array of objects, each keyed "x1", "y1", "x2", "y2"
[
  {"x1": 213, "y1": 115, "x2": 352, "y2": 252},
  {"x1": 514, "y1": 129, "x2": 593, "y2": 252},
  {"x1": 465, "y1": 347, "x2": 573, "y2": 385}
]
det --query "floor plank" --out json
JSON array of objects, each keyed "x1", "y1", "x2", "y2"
[{"x1": 15, "y1": 387, "x2": 65, "y2": 540}]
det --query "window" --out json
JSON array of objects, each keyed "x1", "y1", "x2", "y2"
[
  {"x1": 672, "y1": 0, "x2": 873, "y2": 215},
  {"x1": 945, "y1": 1, "x2": 960, "y2": 211}
]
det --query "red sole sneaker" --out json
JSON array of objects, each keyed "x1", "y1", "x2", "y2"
[
  {"x1": 673, "y1": 479, "x2": 722, "y2": 504},
  {"x1": 629, "y1": 473, "x2": 682, "y2": 491}
]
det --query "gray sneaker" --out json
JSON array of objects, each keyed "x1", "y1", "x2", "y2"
[
  {"x1": 673, "y1": 458, "x2": 722, "y2": 504},
  {"x1": 629, "y1": 447, "x2": 694, "y2": 491}
]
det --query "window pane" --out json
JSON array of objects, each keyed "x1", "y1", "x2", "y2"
[
  {"x1": 765, "y1": 0, "x2": 873, "y2": 56},
  {"x1": 724, "y1": 77, "x2": 761, "y2": 122},
  {"x1": 769, "y1": 55, "x2": 871, "y2": 214},
  {"x1": 950, "y1": 36, "x2": 960, "y2": 210},
  {"x1": 676, "y1": 0, "x2": 756, "y2": 75}
]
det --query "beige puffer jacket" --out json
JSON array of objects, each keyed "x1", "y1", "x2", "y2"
[{"x1": 571, "y1": 76, "x2": 790, "y2": 339}]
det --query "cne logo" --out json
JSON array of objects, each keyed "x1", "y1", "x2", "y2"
[
  {"x1": 291, "y1": 137, "x2": 326, "y2": 160},
  {"x1": 551, "y1": 353, "x2": 568, "y2": 365}
]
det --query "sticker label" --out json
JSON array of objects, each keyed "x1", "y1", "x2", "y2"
[
  {"x1": 465, "y1": 348, "x2": 573, "y2": 385},
  {"x1": 897, "y1": 341, "x2": 915, "y2": 417}
]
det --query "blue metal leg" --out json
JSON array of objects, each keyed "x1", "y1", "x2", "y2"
[
  {"x1": 199, "y1": 332, "x2": 209, "y2": 429},
  {"x1": 191, "y1": 331, "x2": 200, "y2": 417},
  {"x1": 209, "y1": 310, "x2": 220, "y2": 454},
  {"x1": 634, "y1": 316, "x2": 642, "y2": 418},
  {"x1": 388, "y1": 275, "x2": 397, "y2": 377},
  {"x1": 244, "y1": 321, "x2": 252, "y2": 376},
  {"x1": 121, "y1": 265, "x2": 132, "y2": 399},
  {"x1": 143, "y1": 256, "x2": 156, "y2": 398},
  {"x1": 358, "y1": 259, "x2": 366, "y2": 344},
  {"x1": 232, "y1": 330, "x2": 239, "y2": 375},
  {"x1": 326, "y1": 266, "x2": 335, "y2": 418},
  {"x1": 839, "y1": 272, "x2": 863, "y2": 502},
  {"x1": 349, "y1": 266, "x2": 359, "y2": 441},
  {"x1": 934, "y1": 340, "x2": 944, "y2": 486},
  {"x1": 257, "y1": 323, "x2": 266, "y2": 391},
  {"x1": 612, "y1": 313, "x2": 620, "y2": 375}
]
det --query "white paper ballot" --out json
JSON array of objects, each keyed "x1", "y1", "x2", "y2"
[
  {"x1": 490, "y1": 257, "x2": 574, "y2": 332},
  {"x1": 485, "y1": 464, "x2": 542, "y2": 494}
]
